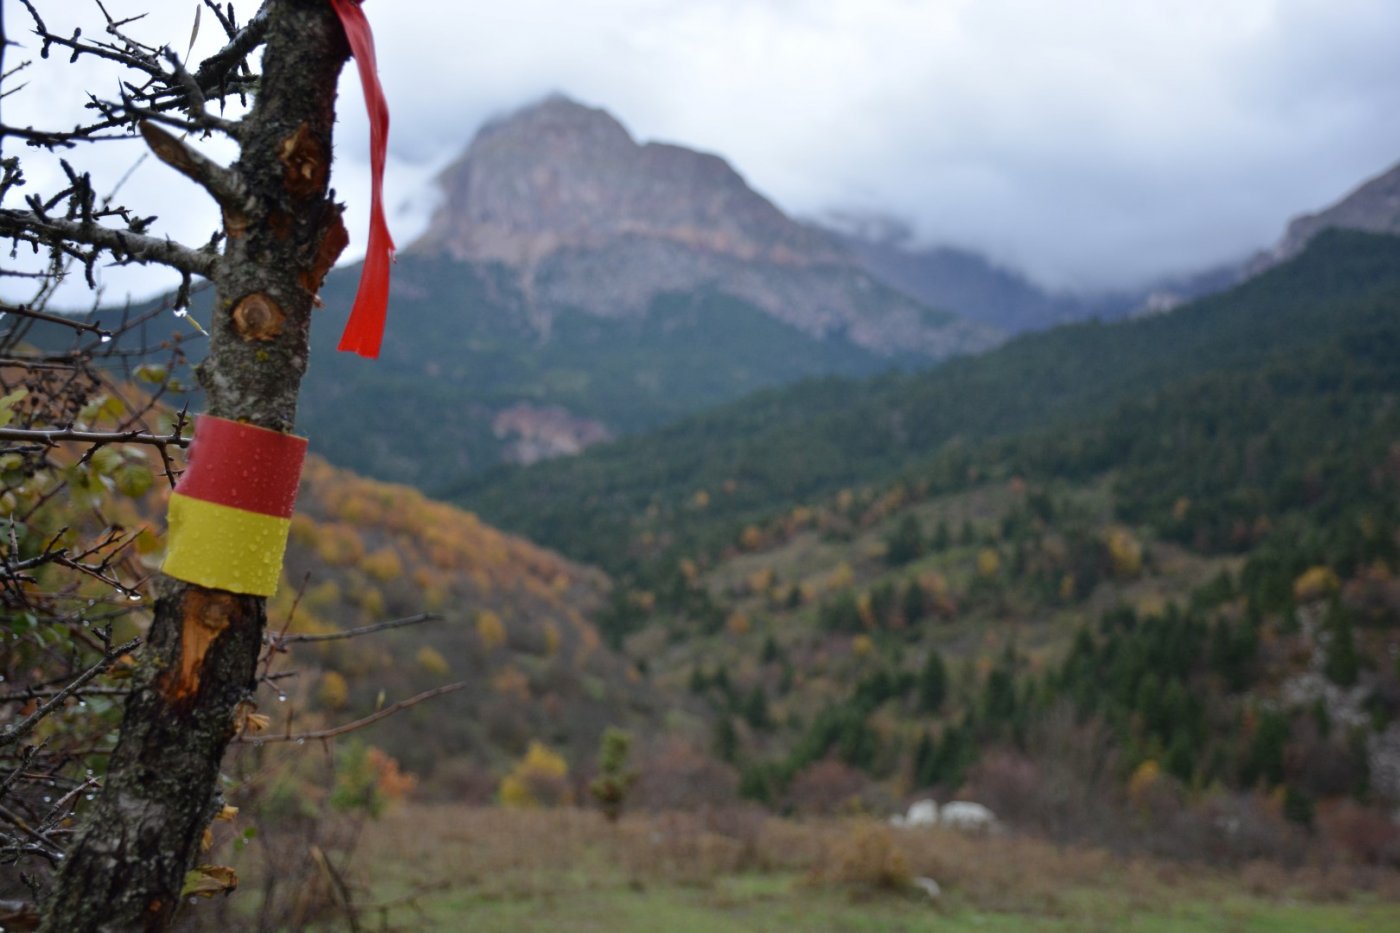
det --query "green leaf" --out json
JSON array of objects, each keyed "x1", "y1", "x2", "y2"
[
  {"x1": 88, "y1": 447, "x2": 123, "y2": 477},
  {"x1": 134, "y1": 363, "x2": 168, "y2": 384},
  {"x1": 0, "y1": 388, "x2": 28, "y2": 428},
  {"x1": 115, "y1": 463, "x2": 154, "y2": 498}
]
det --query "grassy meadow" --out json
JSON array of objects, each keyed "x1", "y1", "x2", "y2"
[{"x1": 243, "y1": 805, "x2": 1400, "y2": 931}]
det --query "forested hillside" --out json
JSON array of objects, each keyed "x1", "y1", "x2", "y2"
[
  {"x1": 441, "y1": 229, "x2": 1400, "y2": 861},
  {"x1": 456, "y1": 230, "x2": 1400, "y2": 575}
]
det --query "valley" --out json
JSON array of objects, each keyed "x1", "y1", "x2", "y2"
[{"x1": 9, "y1": 82, "x2": 1400, "y2": 931}]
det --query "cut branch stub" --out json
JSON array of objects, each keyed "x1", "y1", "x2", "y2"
[
  {"x1": 138, "y1": 121, "x2": 243, "y2": 208},
  {"x1": 279, "y1": 123, "x2": 328, "y2": 200},
  {"x1": 230, "y1": 292, "x2": 285, "y2": 342}
]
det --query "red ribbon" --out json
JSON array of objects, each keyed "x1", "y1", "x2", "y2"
[{"x1": 330, "y1": 0, "x2": 395, "y2": 359}]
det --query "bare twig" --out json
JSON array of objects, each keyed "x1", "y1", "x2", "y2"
[
  {"x1": 0, "y1": 303, "x2": 113, "y2": 338},
  {"x1": 243, "y1": 682, "x2": 472, "y2": 745},
  {"x1": 271, "y1": 613, "x2": 442, "y2": 646}
]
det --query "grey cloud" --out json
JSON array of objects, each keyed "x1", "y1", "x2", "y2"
[{"x1": 6, "y1": 0, "x2": 1400, "y2": 303}]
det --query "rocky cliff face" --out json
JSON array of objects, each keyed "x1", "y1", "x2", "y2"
[
  {"x1": 411, "y1": 95, "x2": 995, "y2": 357},
  {"x1": 1249, "y1": 159, "x2": 1400, "y2": 275}
]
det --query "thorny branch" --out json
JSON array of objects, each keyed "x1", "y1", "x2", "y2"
[
  {"x1": 0, "y1": 426, "x2": 189, "y2": 449},
  {"x1": 0, "y1": 638, "x2": 140, "y2": 749}
]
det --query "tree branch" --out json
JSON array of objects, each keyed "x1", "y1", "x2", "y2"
[
  {"x1": 0, "y1": 426, "x2": 189, "y2": 449},
  {"x1": 193, "y1": 6, "x2": 269, "y2": 96},
  {"x1": 0, "y1": 210, "x2": 218, "y2": 278}
]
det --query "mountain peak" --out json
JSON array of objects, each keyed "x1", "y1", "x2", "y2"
[
  {"x1": 473, "y1": 93, "x2": 633, "y2": 153},
  {"x1": 407, "y1": 95, "x2": 994, "y2": 358},
  {"x1": 410, "y1": 95, "x2": 839, "y2": 270},
  {"x1": 1250, "y1": 158, "x2": 1400, "y2": 274}
]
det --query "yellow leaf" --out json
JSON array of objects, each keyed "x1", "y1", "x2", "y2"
[
  {"x1": 215, "y1": 805, "x2": 239, "y2": 822},
  {"x1": 182, "y1": 864, "x2": 238, "y2": 898}
]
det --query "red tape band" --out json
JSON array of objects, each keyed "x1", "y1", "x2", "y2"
[{"x1": 172, "y1": 415, "x2": 308, "y2": 518}]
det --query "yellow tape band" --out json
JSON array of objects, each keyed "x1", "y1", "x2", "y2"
[{"x1": 162, "y1": 493, "x2": 292, "y2": 597}]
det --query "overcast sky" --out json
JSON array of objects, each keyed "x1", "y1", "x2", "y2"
[{"x1": 6, "y1": 0, "x2": 1400, "y2": 306}]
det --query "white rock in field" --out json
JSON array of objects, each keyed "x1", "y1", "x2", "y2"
[
  {"x1": 940, "y1": 801, "x2": 996, "y2": 832},
  {"x1": 913, "y1": 876, "x2": 942, "y2": 900},
  {"x1": 904, "y1": 799, "x2": 939, "y2": 826}
]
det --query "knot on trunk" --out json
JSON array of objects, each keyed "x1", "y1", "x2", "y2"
[{"x1": 231, "y1": 293, "x2": 286, "y2": 341}]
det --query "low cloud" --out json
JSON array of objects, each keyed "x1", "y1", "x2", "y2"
[{"x1": 7, "y1": 0, "x2": 1400, "y2": 303}]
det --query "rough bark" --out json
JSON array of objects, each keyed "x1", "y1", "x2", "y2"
[{"x1": 39, "y1": 2, "x2": 350, "y2": 929}]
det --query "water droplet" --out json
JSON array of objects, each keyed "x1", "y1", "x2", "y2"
[
  {"x1": 174, "y1": 308, "x2": 188, "y2": 318},
  {"x1": 85, "y1": 793, "x2": 95, "y2": 801},
  {"x1": 296, "y1": 738, "x2": 305, "y2": 746},
  {"x1": 43, "y1": 796, "x2": 51, "y2": 803},
  {"x1": 277, "y1": 694, "x2": 287, "y2": 703},
  {"x1": 127, "y1": 593, "x2": 142, "y2": 602},
  {"x1": 79, "y1": 700, "x2": 87, "y2": 708},
  {"x1": 99, "y1": 334, "x2": 112, "y2": 343}
]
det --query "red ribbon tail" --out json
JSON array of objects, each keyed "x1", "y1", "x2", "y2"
[
  {"x1": 330, "y1": 0, "x2": 395, "y2": 359},
  {"x1": 337, "y1": 212, "x2": 395, "y2": 357}
]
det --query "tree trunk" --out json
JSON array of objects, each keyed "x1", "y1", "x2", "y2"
[{"x1": 40, "y1": 2, "x2": 351, "y2": 929}]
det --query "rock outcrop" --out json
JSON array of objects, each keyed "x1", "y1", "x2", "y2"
[{"x1": 1248, "y1": 159, "x2": 1400, "y2": 275}]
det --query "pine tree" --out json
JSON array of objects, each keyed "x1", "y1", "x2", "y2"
[
  {"x1": 917, "y1": 651, "x2": 947, "y2": 713},
  {"x1": 913, "y1": 731, "x2": 937, "y2": 787},
  {"x1": 902, "y1": 579, "x2": 927, "y2": 626},
  {"x1": 743, "y1": 685, "x2": 771, "y2": 730},
  {"x1": 932, "y1": 520, "x2": 951, "y2": 551},
  {"x1": 714, "y1": 716, "x2": 739, "y2": 763},
  {"x1": 589, "y1": 728, "x2": 639, "y2": 823},
  {"x1": 885, "y1": 513, "x2": 925, "y2": 565},
  {"x1": 1324, "y1": 601, "x2": 1360, "y2": 687}
]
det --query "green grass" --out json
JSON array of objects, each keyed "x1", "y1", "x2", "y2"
[{"x1": 367, "y1": 875, "x2": 1400, "y2": 932}]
